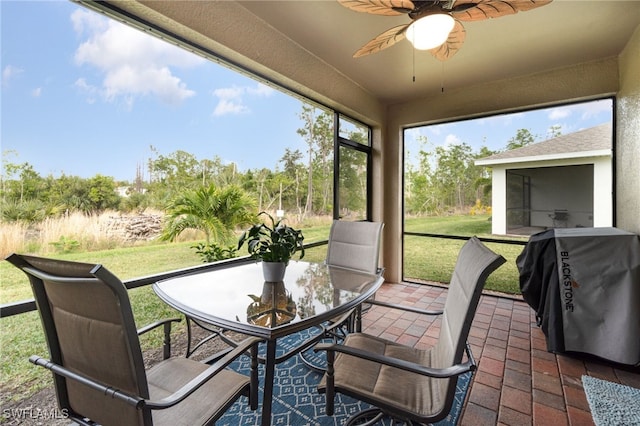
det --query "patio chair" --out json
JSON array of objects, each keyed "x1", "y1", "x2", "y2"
[
  {"x1": 324, "y1": 219, "x2": 384, "y2": 330},
  {"x1": 315, "y1": 237, "x2": 506, "y2": 425},
  {"x1": 299, "y1": 220, "x2": 384, "y2": 371},
  {"x1": 6, "y1": 253, "x2": 260, "y2": 426},
  {"x1": 326, "y1": 219, "x2": 384, "y2": 275}
]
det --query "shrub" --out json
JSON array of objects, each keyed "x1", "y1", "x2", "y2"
[
  {"x1": 49, "y1": 236, "x2": 80, "y2": 253},
  {"x1": 192, "y1": 242, "x2": 237, "y2": 263}
]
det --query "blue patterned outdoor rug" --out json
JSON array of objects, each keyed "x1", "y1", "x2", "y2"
[
  {"x1": 582, "y1": 375, "x2": 640, "y2": 426},
  {"x1": 218, "y1": 329, "x2": 471, "y2": 425}
]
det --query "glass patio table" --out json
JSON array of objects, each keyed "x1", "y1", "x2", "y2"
[{"x1": 153, "y1": 260, "x2": 384, "y2": 426}]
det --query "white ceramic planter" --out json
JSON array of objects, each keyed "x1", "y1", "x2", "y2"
[{"x1": 262, "y1": 261, "x2": 286, "y2": 282}]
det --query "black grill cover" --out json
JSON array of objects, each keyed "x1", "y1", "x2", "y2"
[{"x1": 517, "y1": 227, "x2": 640, "y2": 365}]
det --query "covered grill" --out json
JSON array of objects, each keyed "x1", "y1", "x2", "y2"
[{"x1": 518, "y1": 227, "x2": 640, "y2": 365}]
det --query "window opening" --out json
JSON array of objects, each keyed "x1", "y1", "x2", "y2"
[{"x1": 402, "y1": 98, "x2": 614, "y2": 291}]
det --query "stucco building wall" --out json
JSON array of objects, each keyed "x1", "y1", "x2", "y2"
[{"x1": 616, "y1": 25, "x2": 640, "y2": 234}]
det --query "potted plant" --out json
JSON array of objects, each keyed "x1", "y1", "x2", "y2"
[{"x1": 238, "y1": 212, "x2": 305, "y2": 281}]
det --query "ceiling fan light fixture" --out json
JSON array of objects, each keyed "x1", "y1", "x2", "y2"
[{"x1": 406, "y1": 13, "x2": 455, "y2": 50}]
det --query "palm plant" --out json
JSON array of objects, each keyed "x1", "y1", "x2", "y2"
[{"x1": 161, "y1": 184, "x2": 255, "y2": 245}]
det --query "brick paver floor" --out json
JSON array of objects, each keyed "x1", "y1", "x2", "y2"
[{"x1": 361, "y1": 282, "x2": 640, "y2": 426}]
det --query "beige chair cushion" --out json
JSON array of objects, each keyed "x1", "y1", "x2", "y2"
[
  {"x1": 326, "y1": 220, "x2": 383, "y2": 273},
  {"x1": 149, "y1": 358, "x2": 250, "y2": 426},
  {"x1": 319, "y1": 333, "x2": 447, "y2": 418}
]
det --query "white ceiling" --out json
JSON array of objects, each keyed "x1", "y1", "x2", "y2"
[
  {"x1": 99, "y1": 1, "x2": 640, "y2": 107},
  {"x1": 235, "y1": 1, "x2": 640, "y2": 104}
]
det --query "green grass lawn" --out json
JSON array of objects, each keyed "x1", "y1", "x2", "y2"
[
  {"x1": 404, "y1": 215, "x2": 528, "y2": 294},
  {"x1": 0, "y1": 215, "x2": 528, "y2": 401}
]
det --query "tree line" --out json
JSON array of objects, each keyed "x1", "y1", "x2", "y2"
[
  {"x1": 2, "y1": 102, "x2": 556, "y2": 226},
  {"x1": 405, "y1": 126, "x2": 560, "y2": 215},
  {"x1": 1, "y1": 105, "x2": 364, "y2": 225}
]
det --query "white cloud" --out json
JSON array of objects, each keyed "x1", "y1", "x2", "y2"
[
  {"x1": 548, "y1": 107, "x2": 572, "y2": 120},
  {"x1": 405, "y1": 127, "x2": 425, "y2": 141},
  {"x1": 213, "y1": 99, "x2": 249, "y2": 116},
  {"x1": 74, "y1": 78, "x2": 98, "y2": 104},
  {"x1": 428, "y1": 125, "x2": 443, "y2": 136},
  {"x1": 444, "y1": 133, "x2": 461, "y2": 147},
  {"x1": 74, "y1": 77, "x2": 93, "y2": 92},
  {"x1": 428, "y1": 122, "x2": 457, "y2": 136},
  {"x1": 579, "y1": 99, "x2": 611, "y2": 119},
  {"x1": 2, "y1": 65, "x2": 24, "y2": 87},
  {"x1": 31, "y1": 88, "x2": 42, "y2": 97},
  {"x1": 71, "y1": 9, "x2": 202, "y2": 107},
  {"x1": 213, "y1": 86, "x2": 246, "y2": 100},
  {"x1": 548, "y1": 100, "x2": 611, "y2": 122},
  {"x1": 212, "y1": 83, "x2": 274, "y2": 116},
  {"x1": 71, "y1": 7, "x2": 107, "y2": 35},
  {"x1": 248, "y1": 83, "x2": 275, "y2": 97}
]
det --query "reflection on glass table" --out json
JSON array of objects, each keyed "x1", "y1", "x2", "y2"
[
  {"x1": 247, "y1": 281, "x2": 297, "y2": 327},
  {"x1": 153, "y1": 260, "x2": 383, "y2": 426}
]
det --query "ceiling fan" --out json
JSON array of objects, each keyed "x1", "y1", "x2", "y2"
[{"x1": 339, "y1": 0, "x2": 553, "y2": 60}]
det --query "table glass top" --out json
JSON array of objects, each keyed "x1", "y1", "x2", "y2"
[{"x1": 153, "y1": 261, "x2": 381, "y2": 330}]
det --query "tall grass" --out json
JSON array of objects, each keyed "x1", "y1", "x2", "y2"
[
  {"x1": 39, "y1": 212, "x2": 118, "y2": 253},
  {"x1": 2, "y1": 211, "x2": 135, "y2": 258},
  {"x1": 0, "y1": 222, "x2": 27, "y2": 258},
  {"x1": 0, "y1": 209, "x2": 218, "y2": 259}
]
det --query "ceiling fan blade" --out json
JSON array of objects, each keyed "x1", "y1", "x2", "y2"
[
  {"x1": 338, "y1": 0, "x2": 416, "y2": 16},
  {"x1": 508, "y1": 0, "x2": 553, "y2": 11},
  {"x1": 452, "y1": 0, "x2": 553, "y2": 22},
  {"x1": 353, "y1": 24, "x2": 409, "y2": 57},
  {"x1": 429, "y1": 19, "x2": 466, "y2": 61}
]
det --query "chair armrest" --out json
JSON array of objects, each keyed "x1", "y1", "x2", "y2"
[
  {"x1": 30, "y1": 336, "x2": 263, "y2": 411},
  {"x1": 294, "y1": 310, "x2": 353, "y2": 349},
  {"x1": 29, "y1": 356, "x2": 145, "y2": 408},
  {"x1": 137, "y1": 318, "x2": 181, "y2": 336},
  {"x1": 314, "y1": 340, "x2": 474, "y2": 379},
  {"x1": 367, "y1": 299, "x2": 443, "y2": 316},
  {"x1": 137, "y1": 318, "x2": 182, "y2": 359},
  {"x1": 144, "y1": 336, "x2": 262, "y2": 409}
]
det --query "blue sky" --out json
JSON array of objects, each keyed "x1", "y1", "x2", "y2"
[
  {"x1": 405, "y1": 100, "x2": 613, "y2": 161},
  {"x1": 2, "y1": 1, "x2": 305, "y2": 181},
  {"x1": 2, "y1": 1, "x2": 613, "y2": 182}
]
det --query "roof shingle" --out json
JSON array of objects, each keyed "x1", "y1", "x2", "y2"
[{"x1": 477, "y1": 123, "x2": 611, "y2": 163}]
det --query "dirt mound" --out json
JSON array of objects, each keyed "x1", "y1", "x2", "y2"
[{"x1": 103, "y1": 213, "x2": 163, "y2": 242}]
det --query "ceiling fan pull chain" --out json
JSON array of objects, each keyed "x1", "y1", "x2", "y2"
[
  {"x1": 441, "y1": 62, "x2": 445, "y2": 93},
  {"x1": 412, "y1": 47, "x2": 416, "y2": 83}
]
